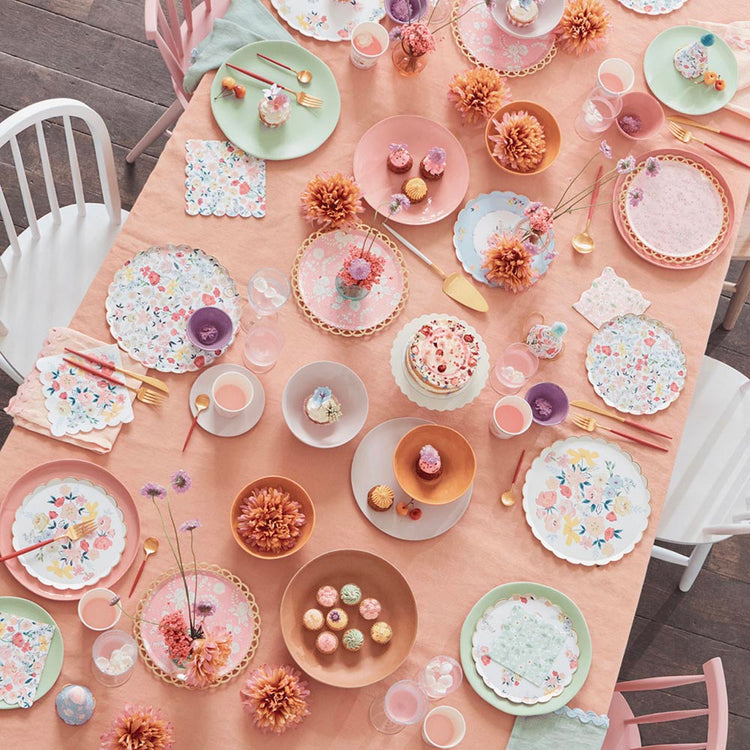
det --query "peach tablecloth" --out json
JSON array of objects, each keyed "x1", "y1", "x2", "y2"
[{"x1": 2, "y1": 0, "x2": 749, "y2": 746}]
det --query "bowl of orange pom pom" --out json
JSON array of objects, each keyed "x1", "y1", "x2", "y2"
[
  {"x1": 231, "y1": 476, "x2": 315, "y2": 560},
  {"x1": 485, "y1": 101, "x2": 561, "y2": 176}
]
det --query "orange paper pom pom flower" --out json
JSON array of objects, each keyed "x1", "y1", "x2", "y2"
[
  {"x1": 482, "y1": 233, "x2": 535, "y2": 293},
  {"x1": 241, "y1": 664, "x2": 311, "y2": 734},
  {"x1": 557, "y1": 0, "x2": 612, "y2": 56},
  {"x1": 488, "y1": 110, "x2": 546, "y2": 173},
  {"x1": 100, "y1": 704, "x2": 175, "y2": 750},
  {"x1": 448, "y1": 67, "x2": 511, "y2": 124},
  {"x1": 185, "y1": 626, "x2": 233, "y2": 688},
  {"x1": 300, "y1": 172, "x2": 364, "y2": 230}
]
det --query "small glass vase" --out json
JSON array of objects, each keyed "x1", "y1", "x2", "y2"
[
  {"x1": 513, "y1": 217, "x2": 551, "y2": 256},
  {"x1": 391, "y1": 42, "x2": 429, "y2": 77},
  {"x1": 335, "y1": 274, "x2": 370, "y2": 301}
]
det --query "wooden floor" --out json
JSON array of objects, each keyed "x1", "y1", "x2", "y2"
[{"x1": 1, "y1": 1, "x2": 748, "y2": 745}]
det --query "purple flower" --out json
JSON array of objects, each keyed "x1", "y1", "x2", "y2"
[
  {"x1": 109, "y1": 595, "x2": 121, "y2": 607},
  {"x1": 628, "y1": 187, "x2": 644, "y2": 208},
  {"x1": 617, "y1": 156, "x2": 637, "y2": 174},
  {"x1": 523, "y1": 239, "x2": 541, "y2": 256},
  {"x1": 389, "y1": 26, "x2": 403, "y2": 42},
  {"x1": 388, "y1": 193, "x2": 411, "y2": 215},
  {"x1": 348, "y1": 257, "x2": 372, "y2": 281},
  {"x1": 599, "y1": 140, "x2": 613, "y2": 159},
  {"x1": 171, "y1": 469, "x2": 192, "y2": 494},
  {"x1": 179, "y1": 519, "x2": 202, "y2": 533},
  {"x1": 195, "y1": 599, "x2": 216, "y2": 618},
  {"x1": 644, "y1": 156, "x2": 660, "y2": 177},
  {"x1": 618, "y1": 115, "x2": 642, "y2": 135},
  {"x1": 140, "y1": 482, "x2": 167, "y2": 500}
]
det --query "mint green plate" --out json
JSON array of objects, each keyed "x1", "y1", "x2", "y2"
[
  {"x1": 460, "y1": 582, "x2": 591, "y2": 716},
  {"x1": 0, "y1": 596, "x2": 64, "y2": 709},
  {"x1": 644, "y1": 26, "x2": 738, "y2": 116},
  {"x1": 211, "y1": 40, "x2": 341, "y2": 160}
]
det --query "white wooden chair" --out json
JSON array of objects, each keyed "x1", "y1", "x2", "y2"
[
  {"x1": 721, "y1": 196, "x2": 750, "y2": 330},
  {"x1": 125, "y1": 0, "x2": 230, "y2": 163},
  {"x1": 0, "y1": 98, "x2": 127, "y2": 383},
  {"x1": 651, "y1": 356, "x2": 750, "y2": 591}
]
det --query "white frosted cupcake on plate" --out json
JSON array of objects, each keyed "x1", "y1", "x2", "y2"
[{"x1": 258, "y1": 83, "x2": 291, "y2": 129}]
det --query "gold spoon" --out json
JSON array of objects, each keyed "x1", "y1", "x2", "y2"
[
  {"x1": 500, "y1": 449, "x2": 526, "y2": 507},
  {"x1": 571, "y1": 165, "x2": 603, "y2": 255},
  {"x1": 256, "y1": 53, "x2": 312, "y2": 84},
  {"x1": 128, "y1": 537, "x2": 159, "y2": 598},
  {"x1": 182, "y1": 393, "x2": 210, "y2": 452}
]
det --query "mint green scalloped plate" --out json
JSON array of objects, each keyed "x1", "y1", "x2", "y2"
[{"x1": 460, "y1": 582, "x2": 591, "y2": 716}]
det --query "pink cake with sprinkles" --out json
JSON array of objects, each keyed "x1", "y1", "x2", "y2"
[{"x1": 405, "y1": 317, "x2": 480, "y2": 395}]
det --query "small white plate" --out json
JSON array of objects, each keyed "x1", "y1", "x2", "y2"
[
  {"x1": 189, "y1": 364, "x2": 265, "y2": 437},
  {"x1": 351, "y1": 418, "x2": 473, "y2": 541},
  {"x1": 491, "y1": 0, "x2": 565, "y2": 38},
  {"x1": 282, "y1": 361, "x2": 368, "y2": 448},
  {"x1": 390, "y1": 315, "x2": 489, "y2": 412}
]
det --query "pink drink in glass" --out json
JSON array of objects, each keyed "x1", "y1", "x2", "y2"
[
  {"x1": 494, "y1": 403, "x2": 526, "y2": 433},
  {"x1": 385, "y1": 681, "x2": 427, "y2": 724}
]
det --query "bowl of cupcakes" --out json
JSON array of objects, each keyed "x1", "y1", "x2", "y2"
[
  {"x1": 280, "y1": 549, "x2": 418, "y2": 688},
  {"x1": 230, "y1": 476, "x2": 315, "y2": 560},
  {"x1": 393, "y1": 424, "x2": 476, "y2": 505},
  {"x1": 485, "y1": 100, "x2": 561, "y2": 176}
]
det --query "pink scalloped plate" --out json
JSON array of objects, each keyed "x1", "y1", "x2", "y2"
[
  {"x1": 353, "y1": 116, "x2": 470, "y2": 226},
  {"x1": 0, "y1": 460, "x2": 139, "y2": 601}
]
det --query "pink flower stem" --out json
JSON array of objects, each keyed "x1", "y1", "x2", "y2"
[
  {"x1": 553, "y1": 170, "x2": 620, "y2": 218},
  {"x1": 552, "y1": 152, "x2": 602, "y2": 213}
]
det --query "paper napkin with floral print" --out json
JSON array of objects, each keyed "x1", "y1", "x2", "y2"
[
  {"x1": 185, "y1": 139, "x2": 266, "y2": 218},
  {"x1": 0, "y1": 612, "x2": 55, "y2": 708},
  {"x1": 573, "y1": 266, "x2": 651, "y2": 329}
]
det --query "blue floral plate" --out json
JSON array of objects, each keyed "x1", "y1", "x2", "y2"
[{"x1": 452, "y1": 191, "x2": 557, "y2": 288}]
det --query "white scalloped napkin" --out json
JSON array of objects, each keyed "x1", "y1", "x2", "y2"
[{"x1": 507, "y1": 707, "x2": 609, "y2": 749}]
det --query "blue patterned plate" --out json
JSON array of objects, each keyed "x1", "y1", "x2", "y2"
[{"x1": 453, "y1": 191, "x2": 556, "y2": 288}]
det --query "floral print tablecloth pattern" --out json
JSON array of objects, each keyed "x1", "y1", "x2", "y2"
[
  {"x1": 105, "y1": 244, "x2": 242, "y2": 373},
  {"x1": 185, "y1": 140, "x2": 265, "y2": 218},
  {"x1": 37, "y1": 345, "x2": 134, "y2": 437},
  {"x1": 0, "y1": 612, "x2": 55, "y2": 708},
  {"x1": 586, "y1": 314, "x2": 687, "y2": 415},
  {"x1": 522, "y1": 437, "x2": 651, "y2": 566},
  {"x1": 11, "y1": 477, "x2": 126, "y2": 590},
  {"x1": 472, "y1": 593, "x2": 579, "y2": 704}
]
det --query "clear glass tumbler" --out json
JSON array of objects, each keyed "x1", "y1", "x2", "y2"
[
  {"x1": 574, "y1": 58, "x2": 635, "y2": 141},
  {"x1": 370, "y1": 680, "x2": 430, "y2": 734},
  {"x1": 240, "y1": 267, "x2": 290, "y2": 331},
  {"x1": 242, "y1": 315, "x2": 285, "y2": 374},
  {"x1": 490, "y1": 343, "x2": 539, "y2": 395}
]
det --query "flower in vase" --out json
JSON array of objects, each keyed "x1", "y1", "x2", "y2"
[
  {"x1": 599, "y1": 140, "x2": 613, "y2": 159},
  {"x1": 195, "y1": 599, "x2": 216, "y2": 618},
  {"x1": 158, "y1": 611, "x2": 193, "y2": 664},
  {"x1": 524, "y1": 202, "x2": 554, "y2": 235},
  {"x1": 617, "y1": 156, "x2": 637, "y2": 174},
  {"x1": 482, "y1": 233, "x2": 534, "y2": 293},
  {"x1": 240, "y1": 664, "x2": 311, "y2": 734},
  {"x1": 399, "y1": 23, "x2": 436, "y2": 56},
  {"x1": 179, "y1": 518, "x2": 202, "y2": 533},
  {"x1": 170, "y1": 469, "x2": 192, "y2": 493},
  {"x1": 628, "y1": 187, "x2": 644, "y2": 208},
  {"x1": 140, "y1": 482, "x2": 166, "y2": 500},
  {"x1": 340, "y1": 245, "x2": 386, "y2": 290},
  {"x1": 100, "y1": 704, "x2": 174, "y2": 750},
  {"x1": 185, "y1": 627, "x2": 233, "y2": 688},
  {"x1": 644, "y1": 156, "x2": 661, "y2": 177}
]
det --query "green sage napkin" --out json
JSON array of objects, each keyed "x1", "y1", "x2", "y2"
[
  {"x1": 507, "y1": 707, "x2": 609, "y2": 750},
  {"x1": 183, "y1": 0, "x2": 295, "y2": 94}
]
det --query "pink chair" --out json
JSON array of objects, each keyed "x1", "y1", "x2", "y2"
[
  {"x1": 602, "y1": 658, "x2": 728, "y2": 750},
  {"x1": 126, "y1": 0, "x2": 231, "y2": 163}
]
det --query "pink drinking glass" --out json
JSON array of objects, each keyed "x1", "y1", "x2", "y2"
[
  {"x1": 490, "y1": 343, "x2": 539, "y2": 395},
  {"x1": 370, "y1": 679, "x2": 429, "y2": 734},
  {"x1": 574, "y1": 58, "x2": 635, "y2": 141}
]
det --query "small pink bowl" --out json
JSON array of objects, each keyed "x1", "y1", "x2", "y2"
[{"x1": 615, "y1": 91, "x2": 665, "y2": 141}]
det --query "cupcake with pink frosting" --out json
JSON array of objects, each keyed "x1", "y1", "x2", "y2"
[
  {"x1": 416, "y1": 444, "x2": 442, "y2": 480},
  {"x1": 316, "y1": 585, "x2": 339, "y2": 608},
  {"x1": 359, "y1": 597, "x2": 382, "y2": 620},
  {"x1": 387, "y1": 143, "x2": 413, "y2": 174},
  {"x1": 420, "y1": 146, "x2": 447, "y2": 181},
  {"x1": 315, "y1": 631, "x2": 339, "y2": 655}
]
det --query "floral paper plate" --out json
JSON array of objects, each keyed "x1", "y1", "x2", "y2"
[
  {"x1": 471, "y1": 593, "x2": 579, "y2": 704},
  {"x1": 451, "y1": 0, "x2": 557, "y2": 76},
  {"x1": 37, "y1": 345, "x2": 134, "y2": 437},
  {"x1": 586, "y1": 314, "x2": 687, "y2": 415},
  {"x1": 11, "y1": 478, "x2": 126, "y2": 591},
  {"x1": 270, "y1": 0, "x2": 384, "y2": 41},
  {"x1": 453, "y1": 191, "x2": 556, "y2": 288},
  {"x1": 105, "y1": 244, "x2": 242, "y2": 373},
  {"x1": 613, "y1": 150, "x2": 733, "y2": 270},
  {"x1": 522, "y1": 437, "x2": 651, "y2": 566},
  {"x1": 616, "y1": 0, "x2": 688, "y2": 12},
  {"x1": 291, "y1": 225, "x2": 409, "y2": 337},
  {"x1": 134, "y1": 564, "x2": 260, "y2": 688}
]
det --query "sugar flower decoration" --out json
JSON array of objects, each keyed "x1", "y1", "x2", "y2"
[
  {"x1": 340, "y1": 244, "x2": 386, "y2": 290},
  {"x1": 557, "y1": 0, "x2": 612, "y2": 56},
  {"x1": 524, "y1": 202, "x2": 554, "y2": 235},
  {"x1": 389, "y1": 143, "x2": 408, "y2": 153},
  {"x1": 448, "y1": 67, "x2": 511, "y2": 124},
  {"x1": 186, "y1": 627, "x2": 233, "y2": 688},
  {"x1": 617, "y1": 155, "x2": 637, "y2": 174},
  {"x1": 644, "y1": 156, "x2": 660, "y2": 177},
  {"x1": 628, "y1": 187, "x2": 644, "y2": 208},
  {"x1": 170, "y1": 470, "x2": 191, "y2": 493},
  {"x1": 140, "y1": 482, "x2": 166, "y2": 500},
  {"x1": 300, "y1": 173, "x2": 364, "y2": 230},
  {"x1": 482, "y1": 233, "x2": 534, "y2": 293},
  {"x1": 262, "y1": 83, "x2": 289, "y2": 110},
  {"x1": 599, "y1": 140, "x2": 612, "y2": 159},
  {"x1": 241, "y1": 664, "x2": 311, "y2": 734},
  {"x1": 310, "y1": 387, "x2": 332, "y2": 407},
  {"x1": 399, "y1": 23, "x2": 436, "y2": 56},
  {"x1": 100, "y1": 704, "x2": 175, "y2": 750},
  {"x1": 489, "y1": 110, "x2": 546, "y2": 173},
  {"x1": 423, "y1": 146, "x2": 446, "y2": 172},
  {"x1": 236, "y1": 486, "x2": 306, "y2": 554}
]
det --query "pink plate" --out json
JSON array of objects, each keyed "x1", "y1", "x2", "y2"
[
  {"x1": 353, "y1": 116, "x2": 470, "y2": 226},
  {"x1": 0, "y1": 460, "x2": 140, "y2": 602},
  {"x1": 612, "y1": 148, "x2": 735, "y2": 270}
]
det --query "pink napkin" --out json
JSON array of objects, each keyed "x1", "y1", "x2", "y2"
[
  {"x1": 4, "y1": 327, "x2": 145, "y2": 454},
  {"x1": 691, "y1": 20, "x2": 750, "y2": 117}
]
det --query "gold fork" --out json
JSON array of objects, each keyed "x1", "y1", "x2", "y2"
[
  {"x1": 572, "y1": 414, "x2": 668, "y2": 452},
  {"x1": 63, "y1": 357, "x2": 167, "y2": 406},
  {"x1": 667, "y1": 121, "x2": 750, "y2": 169},
  {"x1": 225, "y1": 63, "x2": 323, "y2": 108},
  {"x1": 0, "y1": 517, "x2": 98, "y2": 562}
]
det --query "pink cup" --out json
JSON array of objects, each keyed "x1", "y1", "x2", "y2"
[{"x1": 615, "y1": 91, "x2": 665, "y2": 141}]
